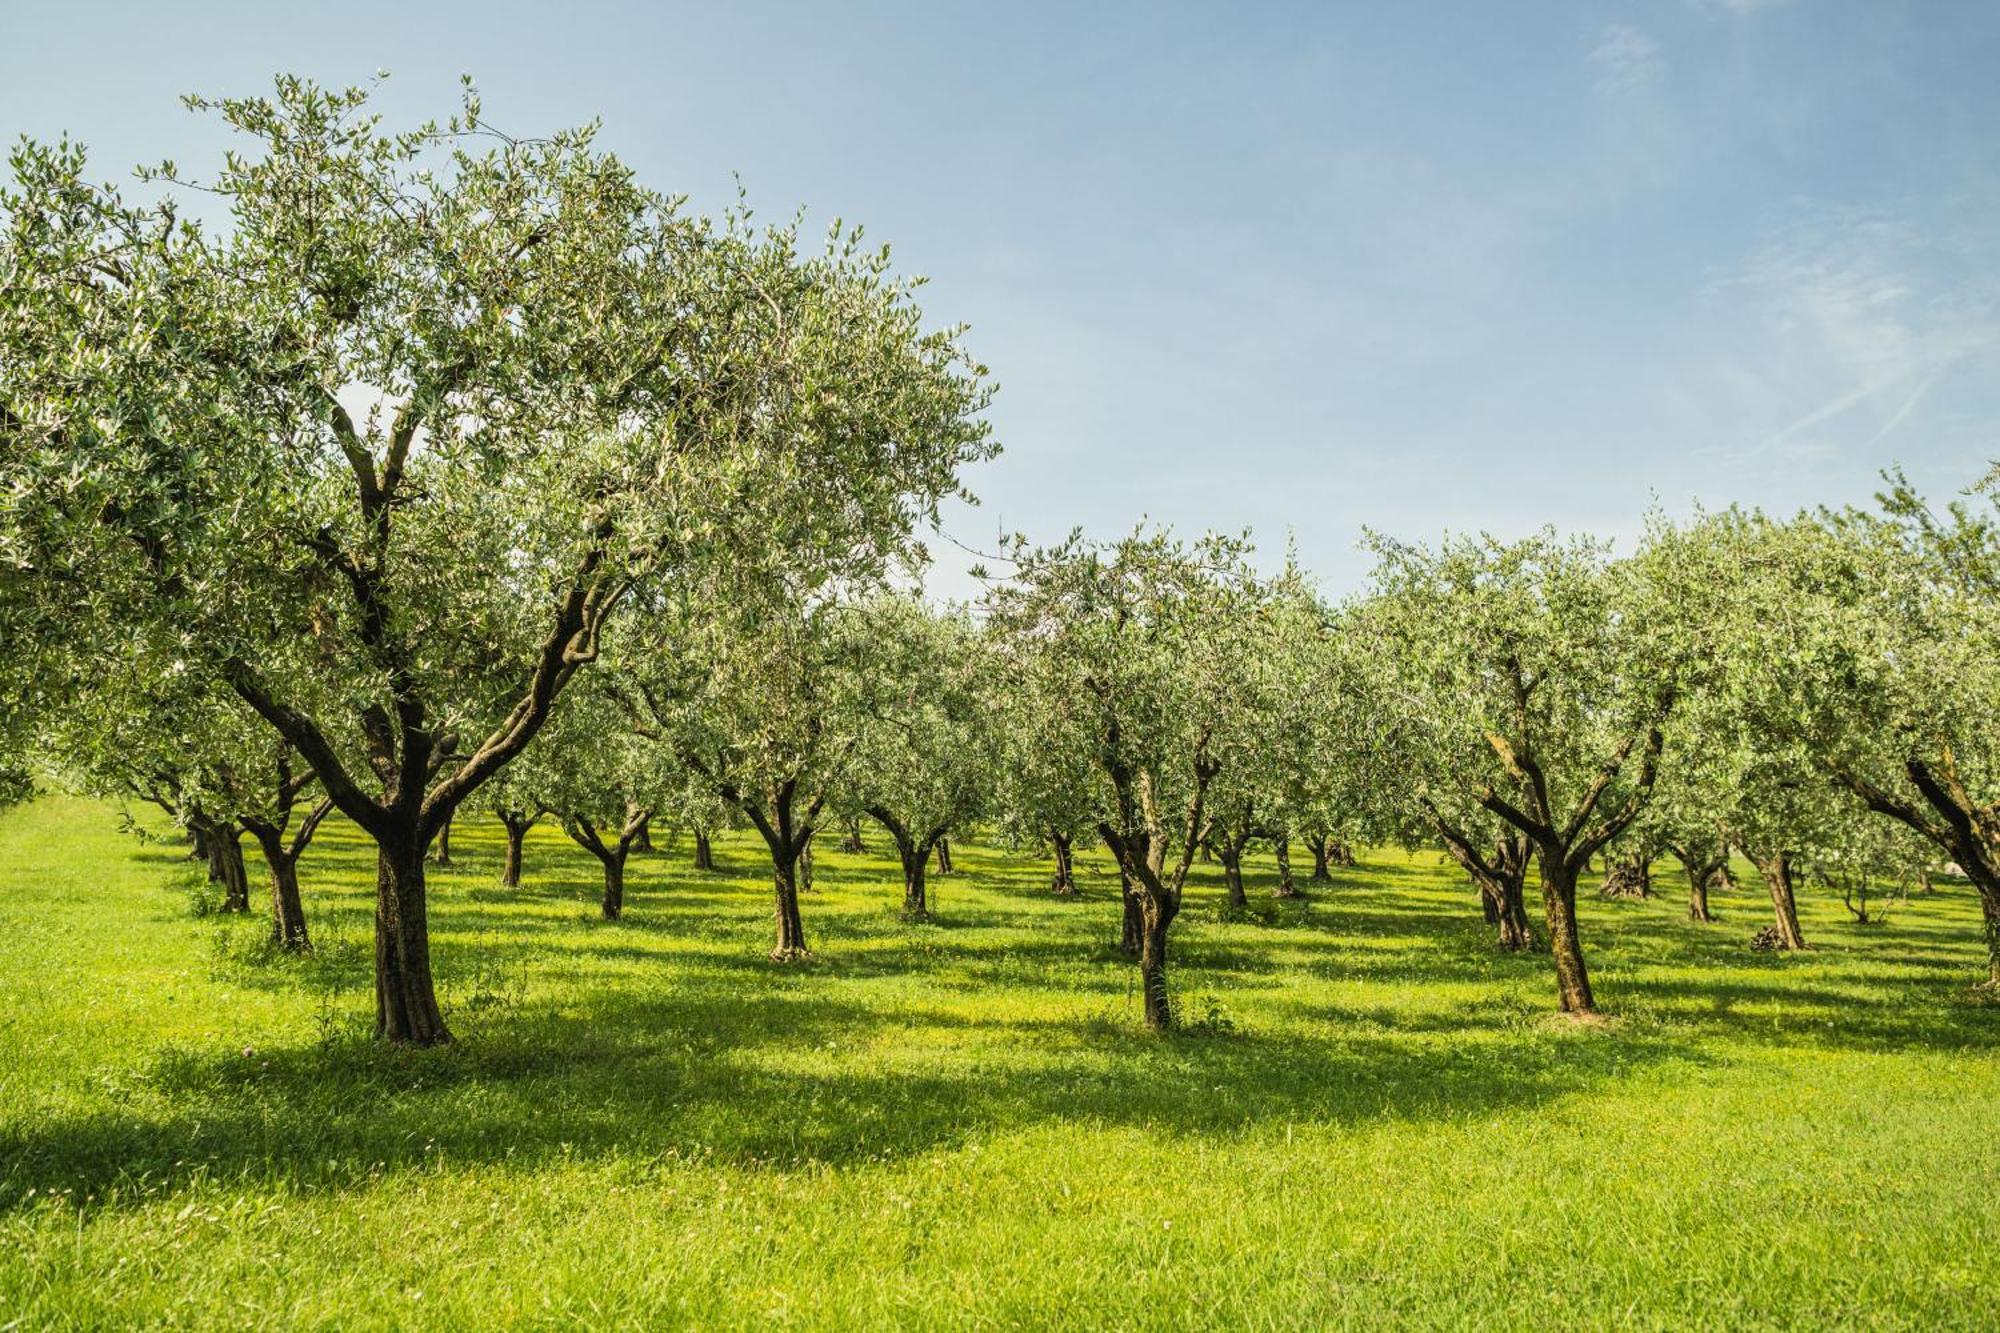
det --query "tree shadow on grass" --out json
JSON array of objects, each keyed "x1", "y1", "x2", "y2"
[
  {"x1": 0, "y1": 980, "x2": 1709, "y2": 1213},
  {"x1": 14, "y1": 819, "x2": 1985, "y2": 1217}
]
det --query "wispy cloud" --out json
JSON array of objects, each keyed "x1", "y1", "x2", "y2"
[
  {"x1": 1590, "y1": 25, "x2": 1663, "y2": 96},
  {"x1": 1700, "y1": 209, "x2": 2000, "y2": 471},
  {"x1": 1693, "y1": 0, "x2": 1790, "y2": 14}
]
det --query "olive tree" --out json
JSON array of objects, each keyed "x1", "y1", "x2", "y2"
[
  {"x1": 42, "y1": 640, "x2": 331, "y2": 947},
  {"x1": 619, "y1": 581, "x2": 876, "y2": 960},
  {"x1": 842, "y1": 597, "x2": 999, "y2": 920},
  {"x1": 983, "y1": 529, "x2": 1261, "y2": 1030},
  {"x1": 1698, "y1": 484, "x2": 2000, "y2": 982},
  {"x1": 526, "y1": 682, "x2": 671, "y2": 920},
  {"x1": 475, "y1": 760, "x2": 549, "y2": 891},
  {"x1": 0, "y1": 78, "x2": 992, "y2": 1042},
  {"x1": 1360, "y1": 531, "x2": 1684, "y2": 1015},
  {"x1": 989, "y1": 622, "x2": 1102, "y2": 897}
]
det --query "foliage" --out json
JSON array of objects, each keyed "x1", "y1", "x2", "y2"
[
  {"x1": 1358, "y1": 529, "x2": 1692, "y2": 1011},
  {"x1": 982, "y1": 527, "x2": 1265, "y2": 1027},
  {"x1": 838, "y1": 595, "x2": 1001, "y2": 914},
  {"x1": 0, "y1": 76, "x2": 993, "y2": 1038}
]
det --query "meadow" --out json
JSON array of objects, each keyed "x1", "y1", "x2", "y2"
[{"x1": 1, "y1": 793, "x2": 1996, "y2": 1329}]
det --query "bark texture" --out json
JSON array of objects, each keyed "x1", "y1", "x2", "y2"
[
  {"x1": 1049, "y1": 830, "x2": 1077, "y2": 895},
  {"x1": 1754, "y1": 849, "x2": 1809, "y2": 950},
  {"x1": 428, "y1": 814, "x2": 453, "y2": 866},
  {"x1": 1539, "y1": 855, "x2": 1595, "y2": 1013},
  {"x1": 375, "y1": 841, "x2": 448, "y2": 1045},
  {"x1": 1272, "y1": 835, "x2": 1299, "y2": 898}
]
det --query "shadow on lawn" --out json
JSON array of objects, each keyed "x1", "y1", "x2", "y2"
[
  {"x1": 0, "y1": 977, "x2": 1711, "y2": 1210},
  {"x1": 9, "y1": 824, "x2": 1987, "y2": 1214}
]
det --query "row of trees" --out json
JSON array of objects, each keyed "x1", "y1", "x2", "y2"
[{"x1": 3, "y1": 80, "x2": 1995, "y2": 1043}]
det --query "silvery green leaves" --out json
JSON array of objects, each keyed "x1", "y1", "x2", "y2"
[{"x1": 0, "y1": 77, "x2": 993, "y2": 1039}]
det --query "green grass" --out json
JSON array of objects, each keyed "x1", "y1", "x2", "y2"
[{"x1": 1, "y1": 793, "x2": 1996, "y2": 1329}]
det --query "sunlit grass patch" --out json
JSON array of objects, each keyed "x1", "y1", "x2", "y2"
[{"x1": 1, "y1": 795, "x2": 1994, "y2": 1328}]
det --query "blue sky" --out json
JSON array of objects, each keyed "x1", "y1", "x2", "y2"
[{"x1": 3, "y1": 0, "x2": 1996, "y2": 593}]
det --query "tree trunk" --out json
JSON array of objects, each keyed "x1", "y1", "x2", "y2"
[
  {"x1": 632, "y1": 823, "x2": 654, "y2": 854},
  {"x1": 1601, "y1": 851, "x2": 1653, "y2": 899},
  {"x1": 189, "y1": 824, "x2": 210, "y2": 863},
  {"x1": 772, "y1": 854, "x2": 810, "y2": 960},
  {"x1": 1472, "y1": 871, "x2": 1532, "y2": 950},
  {"x1": 1495, "y1": 871, "x2": 1532, "y2": 951},
  {"x1": 841, "y1": 818, "x2": 867, "y2": 854},
  {"x1": 248, "y1": 826, "x2": 311, "y2": 952},
  {"x1": 428, "y1": 815, "x2": 453, "y2": 867},
  {"x1": 1050, "y1": 830, "x2": 1076, "y2": 895},
  {"x1": 213, "y1": 828, "x2": 250, "y2": 913},
  {"x1": 901, "y1": 842, "x2": 930, "y2": 920},
  {"x1": 693, "y1": 829, "x2": 715, "y2": 872},
  {"x1": 1689, "y1": 872, "x2": 1713, "y2": 923},
  {"x1": 1683, "y1": 859, "x2": 1719, "y2": 924},
  {"x1": 1272, "y1": 835, "x2": 1299, "y2": 898},
  {"x1": 1757, "y1": 851, "x2": 1808, "y2": 950},
  {"x1": 1139, "y1": 906, "x2": 1174, "y2": 1030},
  {"x1": 500, "y1": 816, "x2": 528, "y2": 889},
  {"x1": 1538, "y1": 855, "x2": 1595, "y2": 1014},
  {"x1": 375, "y1": 840, "x2": 450, "y2": 1045},
  {"x1": 1310, "y1": 834, "x2": 1332, "y2": 882},
  {"x1": 1220, "y1": 842, "x2": 1247, "y2": 909},
  {"x1": 935, "y1": 838, "x2": 953, "y2": 876},
  {"x1": 1119, "y1": 869, "x2": 1143, "y2": 954},
  {"x1": 1978, "y1": 880, "x2": 2000, "y2": 988},
  {"x1": 599, "y1": 852, "x2": 626, "y2": 920}
]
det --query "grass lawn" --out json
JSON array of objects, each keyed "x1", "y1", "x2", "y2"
[{"x1": 1, "y1": 793, "x2": 1995, "y2": 1329}]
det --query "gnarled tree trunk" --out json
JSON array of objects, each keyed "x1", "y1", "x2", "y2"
[
  {"x1": 1538, "y1": 854, "x2": 1595, "y2": 1014},
  {"x1": 1049, "y1": 830, "x2": 1076, "y2": 895},
  {"x1": 1669, "y1": 842, "x2": 1728, "y2": 924},
  {"x1": 1978, "y1": 881, "x2": 2000, "y2": 988},
  {"x1": 1219, "y1": 836, "x2": 1248, "y2": 909},
  {"x1": 1272, "y1": 835, "x2": 1299, "y2": 898},
  {"x1": 1139, "y1": 902, "x2": 1176, "y2": 1030},
  {"x1": 375, "y1": 838, "x2": 448, "y2": 1045},
  {"x1": 210, "y1": 825, "x2": 250, "y2": 913},
  {"x1": 772, "y1": 854, "x2": 809, "y2": 959},
  {"x1": 1310, "y1": 833, "x2": 1332, "y2": 882},
  {"x1": 564, "y1": 809, "x2": 650, "y2": 921},
  {"x1": 935, "y1": 838, "x2": 953, "y2": 876},
  {"x1": 901, "y1": 843, "x2": 930, "y2": 919},
  {"x1": 428, "y1": 814, "x2": 453, "y2": 867},
  {"x1": 1688, "y1": 869, "x2": 1715, "y2": 923},
  {"x1": 599, "y1": 855, "x2": 627, "y2": 919},
  {"x1": 247, "y1": 825, "x2": 311, "y2": 951},
  {"x1": 693, "y1": 828, "x2": 715, "y2": 872},
  {"x1": 1491, "y1": 845, "x2": 1533, "y2": 951},
  {"x1": 1438, "y1": 829, "x2": 1532, "y2": 950},
  {"x1": 498, "y1": 812, "x2": 536, "y2": 889},
  {"x1": 1755, "y1": 850, "x2": 1809, "y2": 950}
]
